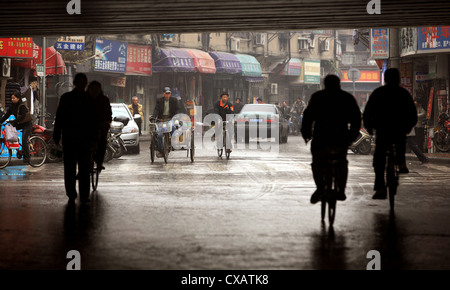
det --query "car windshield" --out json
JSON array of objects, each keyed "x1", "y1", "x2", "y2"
[
  {"x1": 240, "y1": 105, "x2": 276, "y2": 114},
  {"x1": 111, "y1": 105, "x2": 131, "y2": 119}
]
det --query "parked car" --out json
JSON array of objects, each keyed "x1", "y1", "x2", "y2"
[
  {"x1": 110, "y1": 103, "x2": 141, "y2": 154},
  {"x1": 234, "y1": 104, "x2": 289, "y2": 143}
]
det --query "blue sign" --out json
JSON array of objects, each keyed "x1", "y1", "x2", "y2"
[
  {"x1": 418, "y1": 27, "x2": 450, "y2": 51},
  {"x1": 55, "y1": 42, "x2": 85, "y2": 51},
  {"x1": 94, "y1": 39, "x2": 127, "y2": 73}
]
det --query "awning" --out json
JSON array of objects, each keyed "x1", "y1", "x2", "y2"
[
  {"x1": 152, "y1": 47, "x2": 195, "y2": 73},
  {"x1": 234, "y1": 53, "x2": 262, "y2": 77},
  {"x1": 12, "y1": 43, "x2": 67, "y2": 75},
  {"x1": 185, "y1": 48, "x2": 216, "y2": 74},
  {"x1": 209, "y1": 51, "x2": 242, "y2": 74},
  {"x1": 279, "y1": 58, "x2": 302, "y2": 76}
]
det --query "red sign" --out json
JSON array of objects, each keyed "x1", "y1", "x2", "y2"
[
  {"x1": 341, "y1": 70, "x2": 380, "y2": 82},
  {"x1": 111, "y1": 76, "x2": 127, "y2": 87},
  {"x1": 0, "y1": 37, "x2": 33, "y2": 58},
  {"x1": 126, "y1": 44, "x2": 152, "y2": 76}
]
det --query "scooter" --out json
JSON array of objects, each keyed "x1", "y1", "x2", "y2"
[{"x1": 350, "y1": 128, "x2": 373, "y2": 155}]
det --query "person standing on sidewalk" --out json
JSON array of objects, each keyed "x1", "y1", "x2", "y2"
[
  {"x1": 407, "y1": 100, "x2": 429, "y2": 164},
  {"x1": 129, "y1": 96, "x2": 144, "y2": 136}
]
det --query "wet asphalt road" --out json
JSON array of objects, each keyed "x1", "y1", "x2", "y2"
[{"x1": 0, "y1": 136, "x2": 449, "y2": 270}]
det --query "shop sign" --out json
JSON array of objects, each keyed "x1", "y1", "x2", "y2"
[
  {"x1": 126, "y1": 44, "x2": 152, "y2": 76},
  {"x1": 400, "y1": 27, "x2": 417, "y2": 56},
  {"x1": 418, "y1": 26, "x2": 450, "y2": 52},
  {"x1": 415, "y1": 72, "x2": 429, "y2": 82},
  {"x1": 94, "y1": 39, "x2": 127, "y2": 73},
  {"x1": 370, "y1": 28, "x2": 389, "y2": 59},
  {"x1": 303, "y1": 60, "x2": 320, "y2": 84},
  {"x1": 55, "y1": 36, "x2": 85, "y2": 51},
  {"x1": 341, "y1": 70, "x2": 380, "y2": 83},
  {"x1": 110, "y1": 76, "x2": 126, "y2": 87},
  {"x1": 0, "y1": 37, "x2": 33, "y2": 58}
]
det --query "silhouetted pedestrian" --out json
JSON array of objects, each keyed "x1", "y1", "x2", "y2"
[
  {"x1": 301, "y1": 75, "x2": 361, "y2": 204},
  {"x1": 53, "y1": 73, "x2": 96, "y2": 203}
]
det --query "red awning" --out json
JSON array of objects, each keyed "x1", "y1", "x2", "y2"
[
  {"x1": 185, "y1": 48, "x2": 216, "y2": 74},
  {"x1": 12, "y1": 43, "x2": 66, "y2": 76}
]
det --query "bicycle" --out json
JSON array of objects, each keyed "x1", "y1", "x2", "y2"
[
  {"x1": 0, "y1": 123, "x2": 47, "y2": 168},
  {"x1": 217, "y1": 120, "x2": 231, "y2": 160},
  {"x1": 386, "y1": 143, "x2": 399, "y2": 213},
  {"x1": 319, "y1": 149, "x2": 343, "y2": 227},
  {"x1": 91, "y1": 161, "x2": 100, "y2": 191}
]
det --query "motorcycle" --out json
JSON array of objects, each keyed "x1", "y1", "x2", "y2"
[
  {"x1": 104, "y1": 117, "x2": 128, "y2": 162},
  {"x1": 349, "y1": 128, "x2": 373, "y2": 155},
  {"x1": 32, "y1": 122, "x2": 63, "y2": 163},
  {"x1": 288, "y1": 113, "x2": 302, "y2": 136},
  {"x1": 433, "y1": 112, "x2": 450, "y2": 152}
]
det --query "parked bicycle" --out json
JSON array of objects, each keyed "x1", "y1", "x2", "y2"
[{"x1": 0, "y1": 122, "x2": 47, "y2": 168}]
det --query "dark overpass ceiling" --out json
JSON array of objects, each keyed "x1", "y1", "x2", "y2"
[{"x1": 0, "y1": 0, "x2": 449, "y2": 37}]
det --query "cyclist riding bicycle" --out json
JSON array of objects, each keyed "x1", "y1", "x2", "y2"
[
  {"x1": 214, "y1": 92, "x2": 234, "y2": 153},
  {"x1": 0, "y1": 90, "x2": 33, "y2": 163},
  {"x1": 151, "y1": 87, "x2": 180, "y2": 158},
  {"x1": 363, "y1": 68, "x2": 417, "y2": 199},
  {"x1": 301, "y1": 75, "x2": 361, "y2": 204}
]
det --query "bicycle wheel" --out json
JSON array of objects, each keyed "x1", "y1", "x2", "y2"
[
  {"x1": 386, "y1": 158, "x2": 397, "y2": 212},
  {"x1": 46, "y1": 138, "x2": 63, "y2": 163},
  {"x1": 190, "y1": 130, "x2": 194, "y2": 163},
  {"x1": 91, "y1": 167, "x2": 99, "y2": 191},
  {"x1": 328, "y1": 194, "x2": 336, "y2": 226},
  {"x1": 321, "y1": 198, "x2": 326, "y2": 222},
  {"x1": 104, "y1": 147, "x2": 114, "y2": 163},
  {"x1": 0, "y1": 139, "x2": 12, "y2": 169},
  {"x1": 162, "y1": 134, "x2": 169, "y2": 164},
  {"x1": 150, "y1": 135, "x2": 156, "y2": 163},
  {"x1": 28, "y1": 136, "x2": 47, "y2": 167}
]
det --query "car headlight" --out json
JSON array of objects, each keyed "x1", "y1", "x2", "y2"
[{"x1": 122, "y1": 127, "x2": 136, "y2": 134}]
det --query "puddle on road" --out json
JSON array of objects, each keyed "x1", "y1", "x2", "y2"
[{"x1": 0, "y1": 166, "x2": 29, "y2": 180}]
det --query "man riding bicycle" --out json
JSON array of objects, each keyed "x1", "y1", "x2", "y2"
[
  {"x1": 301, "y1": 75, "x2": 361, "y2": 204},
  {"x1": 151, "y1": 87, "x2": 179, "y2": 158},
  {"x1": 363, "y1": 68, "x2": 417, "y2": 199},
  {"x1": 214, "y1": 92, "x2": 234, "y2": 153}
]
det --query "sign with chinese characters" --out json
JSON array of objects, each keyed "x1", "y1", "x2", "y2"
[
  {"x1": 370, "y1": 28, "x2": 389, "y2": 59},
  {"x1": 94, "y1": 39, "x2": 127, "y2": 73},
  {"x1": 110, "y1": 76, "x2": 127, "y2": 87},
  {"x1": 400, "y1": 27, "x2": 418, "y2": 57},
  {"x1": 341, "y1": 70, "x2": 380, "y2": 83},
  {"x1": 418, "y1": 26, "x2": 450, "y2": 52},
  {"x1": 399, "y1": 62, "x2": 413, "y2": 95},
  {"x1": 303, "y1": 59, "x2": 320, "y2": 84},
  {"x1": 0, "y1": 37, "x2": 33, "y2": 58},
  {"x1": 126, "y1": 44, "x2": 152, "y2": 76},
  {"x1": 36, "y1": 64, "x2": 45, "y2": 77},
  {"x1": 55, "y1": 36, "x2": 85, "y2": 51}
]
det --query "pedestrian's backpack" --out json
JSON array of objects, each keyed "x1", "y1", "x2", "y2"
[{"x1": 4, "y1": 124, "x2": 19, "y2": 143}]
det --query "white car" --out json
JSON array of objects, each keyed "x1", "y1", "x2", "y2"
[{"x1": 110, "y1": 103, "x2": 141, "y2": 154}]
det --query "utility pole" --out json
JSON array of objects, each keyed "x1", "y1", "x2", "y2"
[{"x1": 40, "y1": 37, "x2": 46, "y2": 126}]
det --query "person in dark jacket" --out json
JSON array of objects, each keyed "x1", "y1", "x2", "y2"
[
  {"x1": 233, "y1": 98, "x2": 244, "y2": 114},
  {"x1": 0, "y1": 90, "x2": 33, "y2": 163},
  {"x1": 301, "y1": 75, "x2": 361, "y2": 204},
  {"x1": 88, "y1": 81, "x2": 112, "y2": 172},
  {"x1": 214, "y1": 92, "x2": 234, "y2": 122},
  {"x1": 53, "y1": 73, "x2": 96, "y2": 203},
  {"x1": 151, "y1": 87, "x2": 179, "y2": 157},
  {"x1": 363, "y1": 68, "x2": 417, "y2": 199}
]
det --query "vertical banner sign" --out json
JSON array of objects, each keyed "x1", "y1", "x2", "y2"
[
  {"x1": 94, "y1": 39, "x2": 127, "y2": 73},
  {"x1": 418, "y1": 26, "x2": 450, "y2": 51},
  {"x1": 0, "y1": 38, "x2": 33, "y2": 58},
  {"x1": 426, "y1": 87, "x2": 434, "y2": 150},
  {"x1": 126, "y1": 44, "x2": 152, "y2": 76},
  {"x1": 370, "y1": 28, "x2": 389, "y2": 59},
  {"x1": 55, "y1": 36, "x2": 85, "y2": 51},
  {"x1": 303, "y1": 60, "x2": 321, "y2": 84}
]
